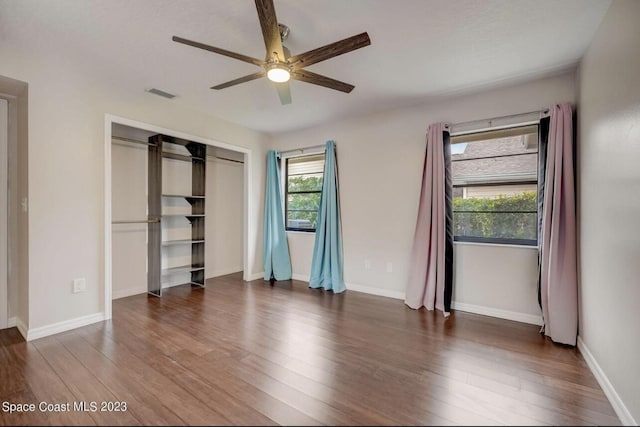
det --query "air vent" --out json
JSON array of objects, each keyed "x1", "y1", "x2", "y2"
[{"x1": 146, "y1": 88, "x2": 176, "y2": 99}]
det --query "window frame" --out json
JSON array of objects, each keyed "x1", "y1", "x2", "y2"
[
  {"x1": 284, "y1": 153, "x2": 325, "y2": 232},
  {"x1": 451, "y1": 124, "x2": 540, "y2": 247}
]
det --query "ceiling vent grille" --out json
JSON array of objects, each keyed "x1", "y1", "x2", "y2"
[{"x1": 146, "y1": 88, "x2": 176, "y2": 99}]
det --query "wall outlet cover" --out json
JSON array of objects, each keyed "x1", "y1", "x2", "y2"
[{"x1": 72, "y1": 278, "x2": 86, "y2": 293}]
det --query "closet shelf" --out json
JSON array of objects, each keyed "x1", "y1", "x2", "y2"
[
  {"x1": 162, "y1": 239, "x2": 205, "y2": 246},
  {"x1": 148, "y1": 133, "x2": 206, "y2": 297},
  {"x1": 162, "y1": 152, "x2": 205, "y2": 162},
  {"x1": 160, "y1": 280, "x2": 205, "y2": 288},
  {"x1": 162, "y1": 264, "x2": 205, "y2": 275},
  {"x1": 162, "y1": 194, "x2": 205, "y2": 199}
]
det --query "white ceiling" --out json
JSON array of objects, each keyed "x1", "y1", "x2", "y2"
[{"x1": 1, "y1": 0, "x2": 610, "y2": 134}]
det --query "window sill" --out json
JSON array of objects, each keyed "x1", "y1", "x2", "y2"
[
  {"x1": 286, "y1": 230, "x2": 316, "y2": 235},
  {"x1": 454, "y1": 241, "x2": 538, "y2": 250}
]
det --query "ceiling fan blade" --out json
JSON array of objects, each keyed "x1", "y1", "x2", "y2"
[
  {"x1": 254, "y1": 0, "x2": 285, "y2": 61},
  {"x1": 173, "y1": 35, "x2": 264, "y2": 67},
  {"x1": 288, "y1": 32, "x2": 371, "y2": 68},
  {"x1": 211, "y1": 71, "x2": 266, "y2": 90},
  {"x1": 292, "y1": 69, "x2": 354, "y2": 93},
  {"x1": 274, "y1": 82, "x2": 291, "y2": 105}
]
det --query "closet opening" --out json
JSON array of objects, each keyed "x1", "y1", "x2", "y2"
[{"x1": 105, "y1": 116, "x2": 250, "y2": 318}]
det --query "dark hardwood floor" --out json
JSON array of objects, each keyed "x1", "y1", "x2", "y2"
[{"x1": 0, "y1": 273, "x2": 620, "y2": 425}]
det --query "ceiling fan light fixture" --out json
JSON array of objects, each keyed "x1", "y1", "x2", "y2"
[
  {"x1": 266, "y1": 63, "x2": 291, "y2": 83},
  {"x1": 172, "y1": 0, "x2": 371, "y2": 105}
]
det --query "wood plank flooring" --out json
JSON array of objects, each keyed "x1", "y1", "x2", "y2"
[{"x1": 0, "y1": 273, "x2": 620, "y2": 425}]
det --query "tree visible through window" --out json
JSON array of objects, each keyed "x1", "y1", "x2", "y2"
[
  {"x1": 285, "y1": 154, "x2": 325, "y2": 231},
  {"x1": 451, "y1": 125, "x2": 539, "y2": 245}
]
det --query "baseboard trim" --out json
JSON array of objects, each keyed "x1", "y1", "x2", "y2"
[
  {"x1": 577, "y1": 337, "x2": 636, "y2": 426},
  {"x1": 112, "y1": 287, "x2": 146, "y2": 300},
  {"x1": 7, "y1": 316, "x2": 16, "y2": 328},
  {"x1": 291, "y1": 273, "x2": 406, "y2": 300},
  {"x1": 291, "y1": 273, "x2": 309, "y2": 282},
  {"x1": 346, "y1": 283, "x2": 405, "y2": 300},
  {"x1": 247, "y1": 271, "x2": 265, "y2": 281},
  {"x1": 209, "y1": 267, "x2": 243, "y2": 278},
  {"x1": 290, "y1": 275, "x2": 544, "y2": 326},
  {"x1": 25, "y1": 312, "x2": 105, "y2": 342},
  {"x1": 451, "y1": 301, "x2": 543, "y2": 326},
  {"x1": 16, "y1": 317, "x2": 28, "y2": 340}
]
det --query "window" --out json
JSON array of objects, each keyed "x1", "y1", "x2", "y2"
[
  {"x1": 451, "y1": 124, "x2": 539, "y2": 245},
  {"x1": 285, "y1": 153, "x2": 325, "y2": 231}
]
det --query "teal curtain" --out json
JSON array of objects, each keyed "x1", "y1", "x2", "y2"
[
  {"x1": 263, "y1": 151, "x2": 292, "y2": 280},
  {"x1": 309, "y1": 141, "x2": 345, "y2": 293}
]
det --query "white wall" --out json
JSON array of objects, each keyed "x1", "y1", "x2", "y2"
[
  {"x1": 453, "y1": 243, "x2": 540, "y2": 323},
  {"x1": 0, "y1": 43, "x2": 268, "y2": 330},
  {"x1": 206, "y1": 157, "x2": 244, "y2": 278},
  {"x1": 273, "y1": 71, "x2": 576, "y2": 320},
  {"x1": 577, "y1": 0, "x2": 640, "y2": 424}
]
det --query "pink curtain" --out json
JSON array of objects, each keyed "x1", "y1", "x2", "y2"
[
  {"x1": 405, "y1": 123, "x2": 451, "y2": 315},
  {"x1": 540, "y1": 103, "x2": 578, "y2": 345}
]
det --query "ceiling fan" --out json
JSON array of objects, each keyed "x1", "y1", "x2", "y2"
[{"x1": 172, "y1": 0, "x2": 371, "y2": 105}]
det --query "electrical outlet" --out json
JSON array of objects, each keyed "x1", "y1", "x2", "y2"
[
  {"x1": 21, "y1": 197, "x2": 28, "y2": 213},
  {"x1": 72, "y1": 278, "x2": 86, "y2": 293},
  {"x1": 364, "y1": 259, "x2": 372, "y2": 270},
  {"x1": 386, "y1": 262, "x2": 393, "y2": 273}
]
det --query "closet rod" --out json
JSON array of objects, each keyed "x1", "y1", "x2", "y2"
[
  {"x1": 113, "y1": 136, "x2": 245, "y2": 165},
  {"x1": 112, "y1": 136, "x2": 156, "y2": 146},
  {"x1": 112, "y1": 219, "x2": 160, "y2": 224},
  {"x1": 278, "y1": 144, "x2": 326, "y2": 155},
  {"x1": 207, "y1": 154, "x2": 244, "y2": 164}
]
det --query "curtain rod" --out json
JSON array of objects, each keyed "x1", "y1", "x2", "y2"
[
  {"x1": 278, "y1": 143, "x2": 326, "y2": 155},
  {"x1": 447, "y1": 109, "x2": 549, "y2": 130}
]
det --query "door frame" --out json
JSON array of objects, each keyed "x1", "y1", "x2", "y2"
[
  {"x1": 104, "y1": 114, "x2": 253, "y2": 320},
  {"x1": 0, "y1": 99, "x2": 8, "y2": 329}
]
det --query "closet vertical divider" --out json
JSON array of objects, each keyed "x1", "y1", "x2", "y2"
[{"x1": 147, "y1": 134, "x2": 163, "y2": 296}]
